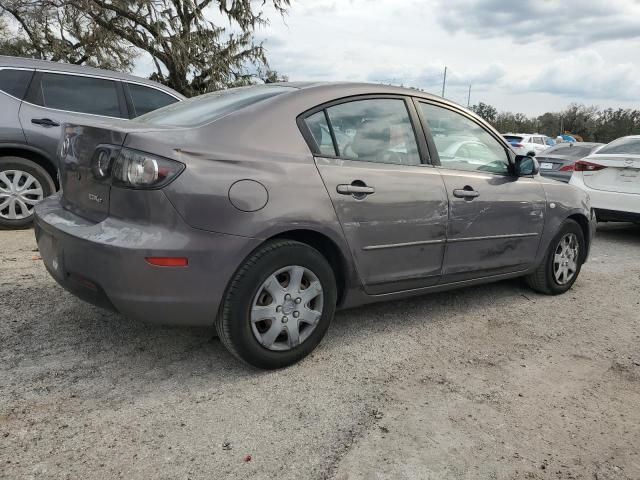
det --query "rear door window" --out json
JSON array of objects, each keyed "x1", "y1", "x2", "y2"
[
  {"x1": 0, "y1": 69, "x2": 34, "y2": 99},
  {"x1": 127, "y1": 83, "x2": 179, "y2": 116},
  {"x1": 322, "y1": 98, "x2": 421, "y2": 166},
  {"x1": 33, "y1": 72, "x2": 123, "y2": 117}
]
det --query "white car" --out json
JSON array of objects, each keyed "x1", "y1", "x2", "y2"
[
  {"x1": 503, "y1": 133, "x2": 551, "y2": 157},
  {"x1": 569, "y1": 135, "x2": 640, "y2": 223}
]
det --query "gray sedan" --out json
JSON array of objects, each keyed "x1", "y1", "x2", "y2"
[
  {"x1": 34, "y1": 83, "x2": 596, "y2": 369},
  {"x1": 537, "y1": 142, "x2": 604, "y2": 182}
]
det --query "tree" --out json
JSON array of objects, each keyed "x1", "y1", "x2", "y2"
[
  {"x1": 0, "y1": 0, "x2": 134, "y2": 70},
  {"x1": 0, "y1": 0, "x2": 290, "y2": 96},
  {"x1": 470, "y1": 102, "x2": 497, "y2": 123},
  {"x1": 262, "y1": 69, "x2": 289, "y2": 84}
]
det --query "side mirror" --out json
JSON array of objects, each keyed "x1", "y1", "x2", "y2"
[{"x1": 514, "y1": 155, "x2": 539, "y2": 176}]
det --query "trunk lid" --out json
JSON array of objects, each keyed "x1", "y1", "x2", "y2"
[
  {"x1": 58, "y1": 121, "x2": 169, "y2": 222},
  {"x1": 582, "y1": 154, "x2": 640, "y2": 195}
]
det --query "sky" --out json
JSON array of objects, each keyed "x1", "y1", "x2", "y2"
[{"x1": 247, "y1": 0, "x2": 640, "y2": 115}]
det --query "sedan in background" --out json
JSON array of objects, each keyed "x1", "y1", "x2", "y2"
[
  {"x1": 536, "y1": 142, "x2": 604, "y2": 182},
  {"x1": 570, "y1": 135, "x2": 640, "y2": 223},
  {"x1": 35, "y1": 83, "x2": 595, "y2": 369}
]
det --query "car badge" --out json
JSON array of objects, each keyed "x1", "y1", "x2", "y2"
[{"x1": 88, "y1": 193, "x2": 103, "y2": 204}]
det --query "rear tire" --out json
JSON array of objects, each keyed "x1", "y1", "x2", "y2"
[
  {"x1": 0, "y1": 156, "x2": 55, "y2": 229},
  {"x1": 526, "y1": 219, "x2": 585, "y2": 295},
  {"x1": 216, "y1": 239, "x2": 337, "y2": 369}
]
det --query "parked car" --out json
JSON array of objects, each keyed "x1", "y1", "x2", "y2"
[
  {"x1": 503, "y1": 133, "x2": 550, "y2": 157},
  {"x1": 536, "y1": 142, "x2": 604, "y2": 182},
  {"x1": 34, "y1": 83, "x2": 596, "y2": 369},
  {"x1": 0, "y1": 56, "x2": 184, "y2": 229},
  {"x1": 569, "y1": 135, "x2": 640, "y2": 223}
]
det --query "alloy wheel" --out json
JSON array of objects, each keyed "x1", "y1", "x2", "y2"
[{"x1": 0, "y1": 170, "x2": 44, "y2": 220}]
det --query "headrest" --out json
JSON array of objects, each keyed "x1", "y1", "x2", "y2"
[{"x1": 350, "y1": 120, "x2": 390, "y2": 158}]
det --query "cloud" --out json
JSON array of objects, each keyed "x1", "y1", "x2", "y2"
[
  {"x1": 367, "y1": 63, "x2": 506, "y2": 90},
  {"x1": 435, "y1": 0, "x2": 640, "y2": 48},
  {"x1": 513, "y1": 50, "x2": 640, "y2": 101}
]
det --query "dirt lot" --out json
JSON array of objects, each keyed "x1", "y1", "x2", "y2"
[{"x1": 1, "y1": 223, "x2": 639, "y2": 480}]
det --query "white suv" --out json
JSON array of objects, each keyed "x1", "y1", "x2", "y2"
[
  {"x1": 503, "y1": 133, "x2": 551, "y2": 157},
  {"x1": 569, "y1": 135, "x2": 640, "y2": 223}
]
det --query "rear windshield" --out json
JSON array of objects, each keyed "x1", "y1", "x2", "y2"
[
  {"x1": 597, "y1": 137, "x2": 640, "y2": 155},
  {"x1": 545, "y1": 144, "x2": 594, "y2": 159},
  {"x1": 136, "y1": 85, "x2": 295, "y2": 127},
  {"x1": 503, "y1": 135, "x2": 523, "y2": 144}
]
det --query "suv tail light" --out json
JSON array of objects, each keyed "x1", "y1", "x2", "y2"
[
  {"x1": 91, "y1": 145, "x2": 184, "y2": 189},
  {"x1": 513, "y1": 143, "x2": 524, "y2": 148},
  {"x1": 574, "y1": 160, "x2": 606, "y2": 172}
]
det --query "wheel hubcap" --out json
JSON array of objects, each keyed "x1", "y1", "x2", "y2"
[
  {"x1": 0, "y1": 170, "x2": 44, "y2": 220},
  {"x1": 250, "y1": 265, "x2": 324, "y2": 351},
  {"x1": 553, "y1": 233, "x2": 579, "y2": 285}
]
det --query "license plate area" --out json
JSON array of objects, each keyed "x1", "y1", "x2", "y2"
[{"x1": 539, "y1": 162, "x2": 554, "y2": 170}]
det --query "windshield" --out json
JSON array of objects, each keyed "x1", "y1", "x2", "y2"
[{"x1": 136, "y1": 85, "x2": 295, "y2": 127}]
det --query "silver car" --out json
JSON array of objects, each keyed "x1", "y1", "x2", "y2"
[
  {"x1": 0, "y1": 56, "x2": 183, "y2": 229},
  {"x1": 34, "y1": 83, "x2": 596, "y2": 369}
]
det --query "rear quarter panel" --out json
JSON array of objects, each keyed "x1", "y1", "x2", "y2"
[{"x1": 133, "y1": 93, "x2": 360, "y2": 291}]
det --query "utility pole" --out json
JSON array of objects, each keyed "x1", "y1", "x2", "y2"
[
  {"x1": 441, "y1": 66, "x2": 447, "y2": 98},
  {"x1": 467, "y1": 84, "x2": 471, "y2": 107}
]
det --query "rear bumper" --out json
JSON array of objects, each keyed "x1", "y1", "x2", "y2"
[
  {"x1": 570, "y1": 174, "x2": 640, "y2": 217},
  {"x1": 34, "y1": 193, "x2": 261, "y2": 327}
]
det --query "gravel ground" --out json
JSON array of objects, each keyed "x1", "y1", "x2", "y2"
[{"x1": 1, "y1": 223, "x2": 639, "y2": 480}]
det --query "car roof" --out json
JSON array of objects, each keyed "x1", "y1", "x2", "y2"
[
  {"x1": 0, "y1": 55, "x2": 185, "y2": 98},
  {"x1": 266, "y1": 81, "x2": 470, "y2": 111}
]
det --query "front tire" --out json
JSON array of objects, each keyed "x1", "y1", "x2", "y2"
[
  {"x1": 526, "y1": 219, "x2": 585, "y2": 295},
  {"x1": 0, "y1": 156, "x2": 55, "y2": 229},
  {"x1": 216, "y1": 239, "x2": 337, "y2": 369}
]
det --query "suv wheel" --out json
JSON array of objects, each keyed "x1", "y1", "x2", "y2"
[
  {"x1": 526, "y1": 219, "x2": 585, "y2": 295},
  {"x1": 0, "y1": 156, "x2": 55, "y2": 229},
  {"x1": 216, "y1": 239, "x2": 337, "y2": 369}
]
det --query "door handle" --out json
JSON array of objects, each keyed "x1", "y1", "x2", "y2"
[
  {"x1": 337, "y1": 182, "x2": 375, "y2": 198},
  {"x1": 31, "y1": 118, "x2": 60, "y2": 127},
  {"x1": 453, "y1": 187, "x2": 479, "y2": 199}
]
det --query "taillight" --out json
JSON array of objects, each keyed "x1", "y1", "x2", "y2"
[
  {"x1": 513, "y1": 143, "x2": 524, "y2": 148},
  {"x1": 574, "y1": 160, "x2": 606, "y2": 172},
  {"x1": 559, "y1": 163, "x2": 575, "y2": 172},
  {"x1": 91, "y1": 145, "x2": 184, "y2": 189}
]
